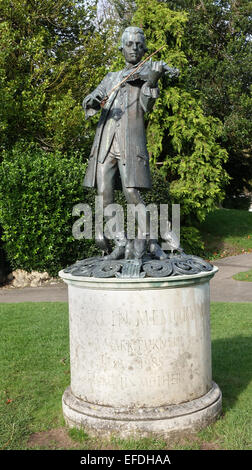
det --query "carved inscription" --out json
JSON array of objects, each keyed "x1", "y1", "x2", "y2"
[
  {"x1": 85, "y1": 371, "x2": 181, "y2": 389},
  {"x1": 138, "y1": 372, "x2": 181, "y2": 388},
  {"x1": 80, "y1": 336, "x2": 189, "y2": 358},
  {"x1": 73, "y1": 303, "x2": 208, "y2": 389},
  {"x1": 78, "y1": 335, "x2": 199, "y2": 371},
  {"x1": 110, "y1": 306, "x2": 205, "y2": 327},
  {"x1": 98, "y1": 351, "x2": 163, "y2": 369},
  {"x1": 104, "y1": 336, "x2": 186, "y2": 354},
  {"x1": 77, "y1": 303, "x2": 208, "y2": 329}
]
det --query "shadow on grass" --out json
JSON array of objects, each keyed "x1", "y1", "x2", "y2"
[
  {"x1": 212, "y1": 335, "x2": 252, "y2": 411},
  {"x1": 199, "y1": 209, "x2": 252, "y2": 239},
  {"x1": 198, "y1": 209, "x2": 252, "y2": 254},
  {"x1": 197, "y1": 209, "x2": 252, "y2": 257}
]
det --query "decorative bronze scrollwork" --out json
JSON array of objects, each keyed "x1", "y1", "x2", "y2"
[
  {"x1": 143, "y1": 260, "x2": 173, "y2": 277},
  {"x1": 63, "y1": 253, "x2": 214, "y2": 279}
]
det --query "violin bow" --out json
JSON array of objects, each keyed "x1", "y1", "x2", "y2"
[{"x1": 100, "y1": 44, "x2": 166, "y2": 107}]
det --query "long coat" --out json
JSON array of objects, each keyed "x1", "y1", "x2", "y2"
[{"x1": 82, "y1": 64, "x2": 159, "y2": 190}]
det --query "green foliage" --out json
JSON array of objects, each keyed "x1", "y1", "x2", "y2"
[
  {"x1": 180, "y1": 226, "x2": 204, "y2": 256},
  {"x1": 163, "y1": 0, "x2": 252, "y2": 195},
  {"x1": 0, "y1": 0, "x2": 115, "y2": 154},
  {"x1": 0, "y1": 142, "x2": 97, "y2": 276},
  {"x1": 0, "y1": 226, "x2": 10, "y2": 282},
  {"x1": 132, "y1": 0, "x2": 229, "y2": 223}
]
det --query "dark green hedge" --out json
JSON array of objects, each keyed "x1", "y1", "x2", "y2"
[
  {"x1": 0, "y1": 227, "x2": 10, "y2": 284},
  {"x1": 0, "y1": 143, "x2": 98, "y2": 276}
]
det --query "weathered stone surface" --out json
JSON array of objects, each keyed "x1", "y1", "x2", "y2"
[
  {"x1": 59, "y1": 267, "x2": 221, "y2": 437},
  {"x1": 62, "y1": 383, "x2": 222, "y2": 438}
]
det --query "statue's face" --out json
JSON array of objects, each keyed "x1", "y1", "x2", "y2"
[{"x1": 122, "y1": 33, "x2": 145, "y2": 65}]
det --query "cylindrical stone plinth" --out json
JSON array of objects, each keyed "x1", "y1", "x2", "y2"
[{"x1": 59, "y1": 267, "x2": 221, "y2": 437}]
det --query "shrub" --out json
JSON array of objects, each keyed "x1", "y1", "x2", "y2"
[
  {"x1": 0, "y1": 227, "x2": 10, "y2": 283},
  {"x1": 180, "y1": 226, "x2": 204, "y2": 256},
  {"x1": 0, "y1": 142, "x2": 97, "y2": 276}
]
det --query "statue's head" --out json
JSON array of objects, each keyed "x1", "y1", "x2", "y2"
[{"x1": 119, "y1": 27, "x2": 147, "y2": 65}]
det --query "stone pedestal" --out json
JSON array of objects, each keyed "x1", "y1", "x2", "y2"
[{"x1": 59, "y1": 267, "x2": 221, "y2": 438}]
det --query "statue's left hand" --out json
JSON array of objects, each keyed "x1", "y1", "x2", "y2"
[{"x1": 146, "y1": 60, "x2": 163, "y2": 88}]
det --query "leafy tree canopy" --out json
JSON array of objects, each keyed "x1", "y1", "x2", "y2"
[
  {"x1": 0, "y1": 0, "x2": 115, "y2": 153},
  {"x1": 129, "y1": 0, "x2": 229, "y2": 222},
  {"x1": 159, "y1": 0, "x2": 252, "y2": 194}
]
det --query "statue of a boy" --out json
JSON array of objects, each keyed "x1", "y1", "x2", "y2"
[{"x1": 83, "y1": 27, "x2": 178, "y2": 260}]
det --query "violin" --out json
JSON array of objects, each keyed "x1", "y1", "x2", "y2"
[
  {"x1": 122, "y1": 60, "x2": 179, "y2": 84},
  {"x1": 100, "y1": 45, "x2": 179, "y2": 107}
]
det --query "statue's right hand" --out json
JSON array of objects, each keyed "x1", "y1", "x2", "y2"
[
  {"x1": 82, "y1": 92, "x2": 104, "y2": 118},
  {"x1": 83, "y1": 85, "x2": 106, "y2": 112},
  {"x1": 92, "y1": 92, "x2": 104, "y2": 107}
]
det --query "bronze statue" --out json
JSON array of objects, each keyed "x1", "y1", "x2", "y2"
[{"x1": 83, "y1": 27, "x2": 179, "y2": 260}]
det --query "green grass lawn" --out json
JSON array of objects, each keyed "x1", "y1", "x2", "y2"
[
  {"x1": 0, "y1": 301, "x2": 251, "y2": 450},
  {"x1": 233, "y1": 269, "x2": 252, "y2": 282},
  {"x1": 198, "y1": 208, "x2": 252, "y2": 259}
]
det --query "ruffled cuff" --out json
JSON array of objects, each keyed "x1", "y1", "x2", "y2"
[{"x1": 142, "y1": 83, "x2": 160, "y2": 98}]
